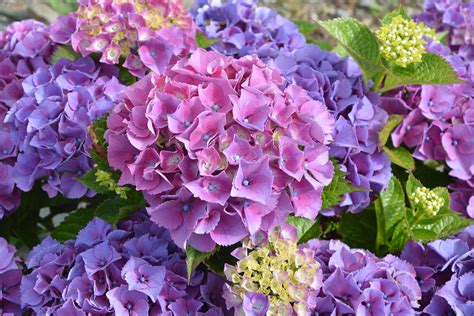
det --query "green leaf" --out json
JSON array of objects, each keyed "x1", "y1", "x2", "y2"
[
  {"x1": 378, "y1": 115, "x2": 403, "y2": 149},
  {"x1": 382, "y1": 6, "x2": 410, "y2": 24},
  {"x1": 186, "y1": 246, "x2": 214, "y2": 282},
  {"x1": 51, "y1": 46, "x2": 80, "y2": 64},
  {"x1": 294, "y1": 20, "x2": 318, "y2": 37},
  {"x1": 379, "y1": 177, "x2": 406, "y2": 236},
  {"x1": 286, "y1": 216, "x2": 321, "y2": 243},
  {"x1": 94, "y1": 198, "x2": 141, "y2": 226},
  {"x1": 77, "y1": 169, "x2": 109, "y2": 194},
  {"x1": 382, "y1": 53, "x2": 463, "y2": 92},
  {"x1": 376, "y1": 175, "x2": 473, "y2": 254},
  {"x1": 321, "y1": 161, "x2": 364, "y2": 209},
  {"x1": 406, "y1": 173, "x2": 423, "y2": 207},
  {"x1": 383, "y1": 146, "x2": 415, "y2": 171},
  {"x1": 340, "y1": 207, "x2": 377, "y2": 252},
  {"x1": 51, "y1": 209, "x2": 95, "y2": 242},
  {"x1": 318, "y1": 18, "x2": 384, "y2": 82},
  {"x1": 196, "y1": 32, "x2": 219, "y2": 49},
  {"x1": 49, "y1": 0, "x2": 79, "y2": 15},
  {"x1": 204, "y1": 245, "x2": 239, "y2": 275}
]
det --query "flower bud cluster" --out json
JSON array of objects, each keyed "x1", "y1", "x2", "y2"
[
  {"x1": 376, "y1": 15, "x2": 435, "y2": 67},
  {"x1": 224, "y1": 226, "x2": 323, "y2": 315}
]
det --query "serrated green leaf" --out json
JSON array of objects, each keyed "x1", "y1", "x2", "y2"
[
  {"x1": 196, "y1": 32, "x2": 219, "y2": 49},
  {"x1": 378, "y1": 114, "x2": 403, "y2": 149},
  {"x1": 382, "y1": 53, "x2": 463, "y2": 92},
  {"x1": 321, "y1": 161, "x2": 364, "y2": 209},
  {"x1": 51, "y1": 45, "x2": 80, "y2": 64},
  {"x1": 377, "y1": 175, "x2": 473, "y2": 254},
  {"x1": 186, "y1": 246, "x2": 214, "y2": 283},
  {"x1": 286, "y1": 216, "x2": 321, "y2": 244},
  {"x1": 380, "y1": 177, "x2": 406, "y2": 236},
  {"x1": 383, "y1": 146, "x2": 415, "y2": 171},
  {"x1": 318, "y1": 18, "x2": 384, "y2": 82},
  {"x1": 51, "y1": 209, "x2": 95, "y2": 242},
  {"x1": 294, "y1": 20, "x2": 318, "y2": 37}
]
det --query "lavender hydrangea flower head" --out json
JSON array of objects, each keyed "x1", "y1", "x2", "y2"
[
  {"x1": 191, "y1": 0, "x2": 305, "y2": 59},
  {"x1": 383, "y1": 43, "x2": 474, "y2": 217},
  {"x1": 53, "y1": 0, "x2": 197, "y2": 77},
  {"x1": 106, "y1": 48, "x2": 335, "y2": 251},
  {"x1": 0, "y1": 19, "x2": 56, "y2": 217},
  {"x1": 400, "y1": 225, "x2": 474, "y2": 314},
  {"x1": 0, "y1": 19, "x2": 55, "y2": 86},
  {"x1": 20, "y1": 214, "x2": 228, "y2": 315},
  {"x1": 224, "y1": 226, "x2": 422, "y2": 315},
  {"x1": 415, "y1": 0, "x2": 474, "y2": 60},
  {"x1": 0, "y1": 237, "x2": 22, "y2": 315},
  {"x1": 2, "y1": 57, "x2": 123, "y2": 202},
  {"x1": 271, "y1": 44, "x2": 391, "y2": 213}
]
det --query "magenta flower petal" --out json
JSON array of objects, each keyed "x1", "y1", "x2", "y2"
[
  {"x1": 231, "y1": 156, "x2": 273, "y2": 204},
  {"x1": 185, "y1": 171, "x2": 232, "y2": 206}
]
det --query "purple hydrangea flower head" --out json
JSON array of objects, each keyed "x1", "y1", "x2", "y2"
[
  {"x1": 0, "y1": 57, "x2": 123, "y2": 206},
  {"x1": 400, "y1": 225, "x2": 474, "y2": 314},
  {"x1": 0, "y1": 19, "x2": 55, "y2": 85},
  {"x1": 20, "y1": 214, "x2": 228, "y2": 315},
  {"x1": 106, "y1": 48, "x2": 335, "y2": 251},
  {"x1": 52, "y1": 0, "x2": 197, "y2": 77},
  {"x1": 0, "y1": 237, "x2": 22, "y2": 315},
  {"x1": 0, "y1": 19, "x2": 57, "y2": 218},
  {"x1": 415, "y1": 0, "x2": 474, "y2": 61},
  {"x1": 382, "y1": 43, "x2": 474, "y2": 217},
  {"x1": 191, "y1": 0, "x2": 305, "y2": 59}
]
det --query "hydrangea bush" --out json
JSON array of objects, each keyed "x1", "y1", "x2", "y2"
[
  {"x1": 106, "y1": 48, "x2": 335, "y2": 251},
  {"x1": 0, "y1": 0, "x2": 472, "y2": 315}
]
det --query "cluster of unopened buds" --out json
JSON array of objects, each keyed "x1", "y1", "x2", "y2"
[
  {"x1": 376, "y1": 15, "x2": 435, "y2": 67},
  {"x1": 410, "y1": 186, "x2": 444, "y2": 215},
  {"x1": 224, "y1": 226, "x2": 323, "y2": 315}
]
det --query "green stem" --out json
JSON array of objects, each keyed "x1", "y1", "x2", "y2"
[{"x1": 374, "y1": 198, "x2": 386, "y2": 256}]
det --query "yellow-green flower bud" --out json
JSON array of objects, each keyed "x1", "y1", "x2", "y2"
[{"x1": 376, "y1": 15, "x2": 435, "y2": 67}]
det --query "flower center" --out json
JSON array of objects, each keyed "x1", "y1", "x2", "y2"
[{"x1": 242, "y1": 179, "x2": 250, "y2": 187}]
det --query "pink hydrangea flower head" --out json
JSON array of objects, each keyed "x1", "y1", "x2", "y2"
[{"x1": 106, "y1": 48, "x2": 335, "y2": 250}]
